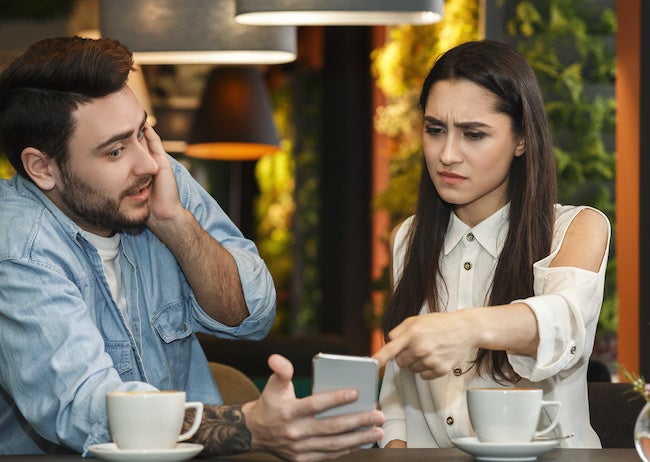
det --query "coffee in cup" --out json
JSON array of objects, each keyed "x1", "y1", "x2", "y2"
[
  {"x1": 106, "y1": 390, "x2": 203, "y2": 450},
  {"x1": 467, "y1": 388, "x2": 561, "y2": 443}
]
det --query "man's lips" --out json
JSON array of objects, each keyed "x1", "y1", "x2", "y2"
[{"x1": 125, "y1": 180, "x2": 152, "y2": 200}]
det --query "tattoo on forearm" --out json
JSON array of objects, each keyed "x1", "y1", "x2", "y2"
[{"x1": 187, "y1": 404, "x2": 252, "y2": 455}]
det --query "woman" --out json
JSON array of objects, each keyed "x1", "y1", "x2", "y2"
[{"x1": 372, "y1": 40, "x2": 610, "y2": 449}]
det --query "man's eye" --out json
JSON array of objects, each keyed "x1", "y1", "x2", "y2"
[
  {"x1": 108, "y1": 148, "x2": 123, "y2": 158},
  {"x1": 137, "y1": 128, "x2": 144, "y2": 140}
]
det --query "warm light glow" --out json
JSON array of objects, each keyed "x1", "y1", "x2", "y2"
[
  {"x1": 236, "y1": 11, "x2": 442, "y2": 26},
  {"x1": 185, "y1": 143, "x2": 281, "y2": 161},
  {"x1": 133, "y1": 50, "x2": 296, "y2": 65},
  {"x1": 235, "y1": 0, "x2": 444, "y2": 26}
]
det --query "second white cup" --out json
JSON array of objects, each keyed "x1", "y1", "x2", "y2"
[
  {"x1": 467, "y1": 388, "x2": 561, "y2": 443},
  {"x1": 106, "y1": 390, "x2": 203, "y2": 450}
]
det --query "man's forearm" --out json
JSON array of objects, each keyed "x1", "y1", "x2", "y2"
[{"x1": 149, "y1": 209, "x2": 249, "y2": 326}]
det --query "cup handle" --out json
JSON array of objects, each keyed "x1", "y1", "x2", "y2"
[
  {"x1": 534, "y1": 400, "x2": 562, "y2": 437},
  {"x1": 178, "y1": 401, "x2": 204, "y2": 442}
]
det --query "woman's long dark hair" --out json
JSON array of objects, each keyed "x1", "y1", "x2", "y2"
[{"x1": 383, "y1": 40, "x2": 557, "y2": 383}]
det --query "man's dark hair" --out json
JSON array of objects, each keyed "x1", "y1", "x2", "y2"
[{"x1": 0, "y1": 36, "x2": 134, "y2": 179}]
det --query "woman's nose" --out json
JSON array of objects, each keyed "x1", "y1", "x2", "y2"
[{"x1": 439, "y1": 136, "x2": 462, "y2": 164}]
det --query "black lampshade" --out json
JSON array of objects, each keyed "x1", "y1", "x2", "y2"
[
  {"x1": 186, "y1": 67, "x2": 280, "y2": 160},
  {"x1": 100, "y1": 0, "x2": 296, "y2": 64}
]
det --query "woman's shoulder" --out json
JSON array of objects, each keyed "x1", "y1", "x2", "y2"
[
  {"x1": 553, "y1": 204, "x2": 610, "y2": 234},
  {"x1": 550, "y1": 204, "x2": 611, "y2": 266}
]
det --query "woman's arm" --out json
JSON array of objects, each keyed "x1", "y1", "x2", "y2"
[{"x1": 373, "y1": 208, "x2": 610, "y2": 379}]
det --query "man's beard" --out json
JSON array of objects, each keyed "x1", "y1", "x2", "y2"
[{"x1": 59, "y1": 166, "x2": 152, "y2": 233}]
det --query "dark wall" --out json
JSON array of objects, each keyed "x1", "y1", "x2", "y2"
[{"x1": 319, "y1": 27, "x2": 373, "y2": 355}]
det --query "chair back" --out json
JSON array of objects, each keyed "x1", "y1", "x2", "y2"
[
  {"x1": 209, "y1": 362, "x2": 261, "y2": 405},
  {"x1": 588, "y1": 382, "x2": 646, "y2": 448}
]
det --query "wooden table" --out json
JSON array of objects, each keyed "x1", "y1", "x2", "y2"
[{"x1": 0, "y1": 448, "x2": 640, "y2": 461}]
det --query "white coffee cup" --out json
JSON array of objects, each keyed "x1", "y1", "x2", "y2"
[
  {"x1": 467, "y1": 388, "x2": 562, "y2": 443},
  {"x1": 106, "y1": 390, "x2": 203, "y2": 450}
]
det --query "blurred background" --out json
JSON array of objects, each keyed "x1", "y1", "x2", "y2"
[{"x1": 0, "y1": 0, "x2": 640, "y2": 394}]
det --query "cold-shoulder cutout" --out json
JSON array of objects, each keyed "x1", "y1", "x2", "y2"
[{"x1": 550, "y1": 208, "x2": 609, "y2": 273}]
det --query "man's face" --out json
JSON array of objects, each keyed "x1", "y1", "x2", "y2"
[{"x1": 48, "y1": 87, "x2": 159, "y2": 236}]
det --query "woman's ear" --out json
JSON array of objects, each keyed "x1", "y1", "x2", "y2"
[
  {"x1": 21, "y1": 147, "x2": 57, "y2": 190},
  {"x1": 514, "y1": 137, "x2": 525, "y2": 157}
]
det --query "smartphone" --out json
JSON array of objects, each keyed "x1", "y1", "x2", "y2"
[{"x1": 312, "y1": 353, "x2": 379, "y2": 419}]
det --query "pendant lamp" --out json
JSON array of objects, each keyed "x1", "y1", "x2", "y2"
[
  {"x1": 235, "y1": 0, "x2": 444, "y2": 26},
  {"x1": 99, "y1": 0, "x2": 296, "y2": 64},
  {"x1": 185, "y1": 67, "x2": 280, "y2": 160}
]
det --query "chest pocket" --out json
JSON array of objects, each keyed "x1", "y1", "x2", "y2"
[
  {"x1": 104, "y1": 340, "x2": 138, "y2": 381},
  {"x1": 152, "y1": 300, "x2": 193, "y2": 368}
]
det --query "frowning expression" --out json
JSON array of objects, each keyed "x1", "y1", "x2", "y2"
[{"x1": 422, "y1": 79, "x2": 524, "y2": 226}]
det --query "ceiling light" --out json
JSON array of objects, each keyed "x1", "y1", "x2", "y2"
[
  {"x1": 235, "y1": 0, "x2": 444, "y2": 26},
  {"x1": 99, "y1": 0, "x2": 296, "y2": 65}
]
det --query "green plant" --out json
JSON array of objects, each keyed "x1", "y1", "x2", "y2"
[
  {"x1": 502, "y1": 0, "x2": 617, "y2": 333},
  {"x1": 0, "y1": 152, "x2": 15, "y2": 179},
  {"x1": 255, "y1": 69, "x2": 322, "y2": 335},
  {"x1": 370, "y1": 0, "x2": 480, "y2": 314},
  {"x1": 371, "y1": 0, "x2": 618, "y2": 336}
]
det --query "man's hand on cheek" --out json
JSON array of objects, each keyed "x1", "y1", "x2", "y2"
[{"x1": 142, "y1": 124, "x2": 184, "y2": 226}]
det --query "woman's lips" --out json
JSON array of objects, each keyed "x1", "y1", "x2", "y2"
[{"x1": 438, "y1": 171, "x2": 466, "y2": 184}]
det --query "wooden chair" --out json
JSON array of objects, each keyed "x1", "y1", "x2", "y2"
[
  {"x1": 588, "y1": 382, "x2": 646, "y2": 448},
  {"x1": 209, "y1": 362, "x2": 261, "y2": 405}
]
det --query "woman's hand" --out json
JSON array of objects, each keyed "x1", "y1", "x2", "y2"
[{"x1": 373, "y1": 312, "x2": 478, "y2": 380}]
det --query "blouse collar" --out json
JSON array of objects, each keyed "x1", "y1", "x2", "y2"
[{"x1": 443, "y1": 203, "x2": 510, "y2": 258}]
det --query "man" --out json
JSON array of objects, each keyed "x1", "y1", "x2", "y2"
[{"x1": 0, "y1": 36, "x2": 383, "y2": 459}]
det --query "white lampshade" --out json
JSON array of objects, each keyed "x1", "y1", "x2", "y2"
[
  {"x1": 235, "y1": 0, "x2": 444, "y2": 26},
  {"x1": 99, "y1": 0, "x2": 297, "y2": 65}
]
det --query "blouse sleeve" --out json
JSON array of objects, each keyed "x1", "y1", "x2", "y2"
[
  {"x1": 379, "y1": 359, "x2": 407, "y2": 446},
  {"x1": 379, "y1": 216, "x2": 414, "y2": 446},
  {"x1": 507, "y1": 206, "x2": 611, "y2": 382}
]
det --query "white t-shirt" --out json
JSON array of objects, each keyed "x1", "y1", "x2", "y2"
[
  {"x1": 82, "y1": 232, "x2": 128, "y2": 326},
  {"x1": 379, "y1": 204, "x2": 610, "y2": 449}
]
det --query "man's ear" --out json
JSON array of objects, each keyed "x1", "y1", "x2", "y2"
[
  {"x1": 21, "y1": 147, "x2": 57, "y2": 190},
  {"x1": 514, "y1": 137, "x2": 525, "y2": 157}
]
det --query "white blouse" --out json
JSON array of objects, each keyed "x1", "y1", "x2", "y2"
[{"x1": 379, "y1": 204, "x2": 611, "y2": 449}]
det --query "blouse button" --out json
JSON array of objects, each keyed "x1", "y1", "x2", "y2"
[
  {"x1": 466, "y1": 232, "x2": 475, "y2": 242},
  {"x1": 570, "y1": 344, "x2": 576, "y2": 354},
  {"x1": 463, "y1": 262, "x2": 472, "y2": 271},
  {"x1": 446, "y1": 416, "x2": 454, "y2": 425},
  {"x1": 453, "y1": 367, "x2": 462, "y2": 376}
]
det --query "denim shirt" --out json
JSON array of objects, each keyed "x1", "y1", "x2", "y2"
[{"x1": 0, "y1": 157, "x2": 276, "y2": 455}]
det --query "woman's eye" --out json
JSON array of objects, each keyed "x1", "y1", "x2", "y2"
[
  {"x1": 465, "y1": 131, "x2": 485, "y2": 140},
  {"x1": 425, "y1": 125, "x2": 445, "y2": 135},
  {"x1": 136, "y1": 128, "x2": 145, "y2": 140}
]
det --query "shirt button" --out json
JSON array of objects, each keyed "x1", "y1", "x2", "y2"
[
  {"x1": 464, "y1": 262, "x2": 472, "y2": 271},
  {"x1": 570, "y1": 344, "x2": 576, "y2": 354},
  {"x1": 453, "y1": 367, "x2": 462, "y2": 376},
  {"x1": 183, "y1": 324, "x2": 189, "y2": 332},
  {"x1": 466, "y1": 232, "x2": 475, "y2": 242},
  {"x1": 446, "y1": 416, "x2": 454, "y2": 425}
]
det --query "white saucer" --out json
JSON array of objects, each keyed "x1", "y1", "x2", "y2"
[
  {"x1": 451, "y1": 437, "x2": 558, "y2": 461},
  {"x1": 87, "y1": 442, "x2": 204, "y2": 462}
]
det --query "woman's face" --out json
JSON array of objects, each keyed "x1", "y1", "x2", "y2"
[{"x1": 422, "y1": 79, "x2": 524, "y2": 227}]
